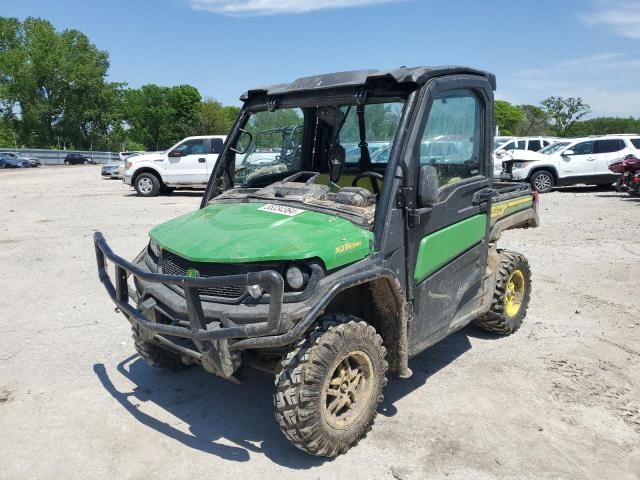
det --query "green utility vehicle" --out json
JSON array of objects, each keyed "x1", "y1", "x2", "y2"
[{"x1": 95, "y1": 66, "x2": 539, "y2": 457}]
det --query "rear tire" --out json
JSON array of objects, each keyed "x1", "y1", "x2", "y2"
[
  {"x1": 134, "y1": 172, "x2": 161, "y2": 197},
  {"x1": 274, "y1": 315, "x2": 387, "y2": 457},
  {"x1": 475, "y1": 250, "x2": 531, "y2": 335},
  {"x1": 530, "y1": 170, "x2": 554, "y2": 193},
  {"x1": 132, "y1": 327, "x2": 185, "y2": 369}
]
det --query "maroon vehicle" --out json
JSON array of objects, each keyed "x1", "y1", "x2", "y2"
[{"x1": 609, "y1": 154, "x2": 640, "y2": 194}]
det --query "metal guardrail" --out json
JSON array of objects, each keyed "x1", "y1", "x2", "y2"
[{"x1": 0, "y1": 148, "x2": 119, "y2": 165}]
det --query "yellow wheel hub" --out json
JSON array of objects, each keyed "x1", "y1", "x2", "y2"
[{"x1": 504, "y1": 269, "x2": 525, "y2": 317}]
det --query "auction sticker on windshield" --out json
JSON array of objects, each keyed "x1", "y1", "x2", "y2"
[{"x1": 258, "y1": 204, "x2": 305, "y2": 217}]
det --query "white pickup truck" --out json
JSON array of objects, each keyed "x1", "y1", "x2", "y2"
[{"x1": 123, "y1": 135, "x2": 226, "y2": 196}]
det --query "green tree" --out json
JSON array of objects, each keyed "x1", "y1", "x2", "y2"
[
  {"x1": 566, "y1": 116, "x2": 640, "y2": 137},
  {"x1": 199, "y1": 99, "x2": 239, "y2": 135},
  {"x1": 495, "y1": 100, "x2": 524, "y2": 136},
  {"x1": 0, "y1": 16, "x2": 122, "y2": 148},
  {"x1": 124, "y1": 84, "x2": 202, "y2": 150},
  {"x1": 540, "y1": 96, "x2": 591, "y2": 136},
  {"x1": 515, "y1": 104, "x2": 550, "y2": 136}
]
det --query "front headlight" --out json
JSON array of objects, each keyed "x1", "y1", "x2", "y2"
[
  {"x1": 513, "y1": 162, "x2": 524, "y2": 169},
  {"x1": 149, "y1": 239, "x2": 162, "y2": 258},
  {"x1": 286, "y1": 266, "x2": 307, "y2": 290}
]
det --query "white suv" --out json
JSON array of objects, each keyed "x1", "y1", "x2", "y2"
[
  {"x1": 500, "y1": 135, "x2": 640, "y2": 193},
  {"x1": 123, "y1": 136, "x2": 226, "y2": 196},
  {"x1": 493, "y1": 136, "x2": 556, "y2": 177}
]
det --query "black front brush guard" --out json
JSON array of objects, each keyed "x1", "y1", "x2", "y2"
[{"x1": 94, "y1": 232, "x2": 285, "y2": 342}]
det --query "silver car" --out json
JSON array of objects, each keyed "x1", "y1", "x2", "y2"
[{"x1": 101, "y1": 162, "x2": 123, "y2": 179}]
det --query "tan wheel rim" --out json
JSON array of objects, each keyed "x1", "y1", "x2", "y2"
[
  {"x1": 504, "y1": 269, "x2": 525, "y2": 317},
  {"x1": 323, "y1": 350, "x2": 374, "y2": 430}
]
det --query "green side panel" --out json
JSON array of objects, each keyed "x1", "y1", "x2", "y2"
[
  {"x1": 414, "y1": 214, "x2": 487, "y2": 283},
  {"x1": 149, "y1": 202, "x2": 373, "y2": 270}
]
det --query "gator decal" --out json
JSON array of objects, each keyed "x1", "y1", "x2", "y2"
[
  {"x1": 335, "y1": 241, "x2": 363, "y2": 254},
  {"x1": 491, "y1": 196, "x2": 533, "y2": 224}
]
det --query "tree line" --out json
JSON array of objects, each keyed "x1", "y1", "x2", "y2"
[
  {"x1": 0, "y1": 17, "x2": 239, "y2": 152},
  {"x1": 1, "y1": 17, "x2": 638, "y2": 152},
  {"x1": 496, "y1": 97, "x2": 640, "y2": 138}
]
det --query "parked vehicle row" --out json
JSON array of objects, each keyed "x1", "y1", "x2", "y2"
[
  {"x1": 497, "y1": 135, "x2": 640, "y2": 193},
  {"x1": 0, "y1": 151, "x2": 41, "y2": 168}
]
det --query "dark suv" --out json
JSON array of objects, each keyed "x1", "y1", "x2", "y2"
[{"x1": 64, "y1": 153, "x2": 93, "y2": 165}]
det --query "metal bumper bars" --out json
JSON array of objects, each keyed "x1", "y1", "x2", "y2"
[{"x1": 93, "y1": 232, "x2": 285, "y2": 343}]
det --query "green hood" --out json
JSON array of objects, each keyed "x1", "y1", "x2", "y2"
[{"x1": 149, "y1": 202, "x2": 373, "y2": 270}]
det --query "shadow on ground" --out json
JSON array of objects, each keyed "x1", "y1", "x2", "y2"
[{"x1": 93, "y1": 325, "x2": 479, "y2": 467}]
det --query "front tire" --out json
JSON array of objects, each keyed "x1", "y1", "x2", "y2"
[
  {"x1": 134, "y1": 172, "x2": 161, "y2": 197},
  {"x1": 274, "y1": 316, "x2": 388, "y2": 457},
  {"x1": 132, "y1": 327, "x2": 185, "y2": 369},
  {"x1": 475, "y1": 250, "x2": 532, "y2": 335},
  {"x1": 530, "y1": 170, "x2": 554, "y2": 193}
]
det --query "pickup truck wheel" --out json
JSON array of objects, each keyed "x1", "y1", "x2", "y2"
[
  {"x1": 274, "y1": 316, "x2": 387, "y2": 457},
  {"x1": 530, "y1": 170, "x2": 554, "y2": 193},
  {"x1": 134, "y1": 173, "x2": 161, "y2": 197},
  {"x1": 475, "y1": 250, "x2": 531, "y2": 335},
  {"x1": 132, "y1": 327, "x2": 186, "y2": 369}
]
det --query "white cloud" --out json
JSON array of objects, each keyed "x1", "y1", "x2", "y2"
[
  {"x1": 582, "y1": 0, "x2": 640, "y2": 39},
  {"x1": 501, "y1": 52, "x2": 640, "y2": 117},
  {"x1": 188, "y1": 0, "x2": 401, "y2": 15}
]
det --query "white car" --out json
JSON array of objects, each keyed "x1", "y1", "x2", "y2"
[
  {"x1": 492, "y1": 136, "x2": 556, "y2": 177},
  {"x1": 499, "y1": 136, "x2": 640, "y2": 193},
  {"x1": 123, "y1": 136, "x2": 226, "y2": 196}
]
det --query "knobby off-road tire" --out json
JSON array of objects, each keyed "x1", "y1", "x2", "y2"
[
  {"x1": 274, "y1": 316, "x2": 388, "y2": 457},
  {"x1": 475, "y1": 249, "x2": 532, "y2": 335},
  {"x1": 132, "y1": 327, "x2": 185, "y2": 369}
]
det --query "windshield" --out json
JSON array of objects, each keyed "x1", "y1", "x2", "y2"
[
  {"x1": 494, "y1": 139, "x2": 509, "y2": 150},
  {"x1": 208, "y1": 98, "x2": 406, "y2": 225},
  {"x1": 231, "y1": 101, "x2": 404, "y2": 189},
  {"x1": 235, "y1": 108, "x2": 305, "y2": 185},
  {"x1": 539, "y1": 142, "x2": 570, "y2": 154}
]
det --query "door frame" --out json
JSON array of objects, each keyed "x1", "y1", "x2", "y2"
[{"x1": 400, "y1": 75, "x2": 495, "y2": 351}]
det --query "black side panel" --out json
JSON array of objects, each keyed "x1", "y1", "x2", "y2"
[{"x1": 408, "y1": 242, "x2": 485, "y2": 355}]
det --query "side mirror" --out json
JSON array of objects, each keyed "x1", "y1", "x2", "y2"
[
  {"x1": 231, "y1": 129, "x2": 253, "y2": 155},
  {"x1": 418, "y1": 165, "x2": 439, "y2": 207},
  {"x1": 168, "y1": 150, "x2": 182, "y2": 158},
  {"x1": 563, "y1": 149, "x2": 575, "y2": 156}
]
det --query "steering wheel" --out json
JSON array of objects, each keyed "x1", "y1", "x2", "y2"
[{"x1": 352, "y1": 171, "x2": 384, "y2": 195}]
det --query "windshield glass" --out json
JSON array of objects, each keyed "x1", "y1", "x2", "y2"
[
  {"x1": 539, "y1": 142, "x2": 570, "y2": 154},
  {"x1": 208, "y1": 98, "x2": 407, "y2": 225},
  {"x1": 235, "y1": 108, "x2": 305, "y2": 185},
  {"x1": 340, "y1": 103, "x2": 403, "y2": 165},
  {"x1": 232, "y1": 101, "x2": 403, "y2": 188}
]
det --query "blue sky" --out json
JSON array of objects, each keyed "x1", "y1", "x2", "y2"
[{"x1": 3, "y1": 0, "x2": 640, "y2": 117}]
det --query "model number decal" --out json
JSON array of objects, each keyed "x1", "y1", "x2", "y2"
[
  {"x1": 258, "y1": 204, "x2": 305, "y2": 217},
  {"x1": 335, "y1": 241, "x2": 362, "y2": 254},
  {"x1": 491, "y1": 197, "x2": 532, "y2": 218}
]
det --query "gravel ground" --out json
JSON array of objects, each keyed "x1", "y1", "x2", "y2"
[{"x1": 1, "y1": 166, "x2": 639, "y2": 480}]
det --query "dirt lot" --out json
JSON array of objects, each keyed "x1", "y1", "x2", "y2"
[{"x1": 1, "y1": 166, "x2": 639, "y2": 479}]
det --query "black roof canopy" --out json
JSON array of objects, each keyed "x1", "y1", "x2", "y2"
[{"x1": 240, "y1": 65, "x2": 496, "y2": 101}]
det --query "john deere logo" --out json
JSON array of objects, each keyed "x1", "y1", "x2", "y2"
[{"x1": 186, "y1": 268, "x2": 199, "y2": 278}]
